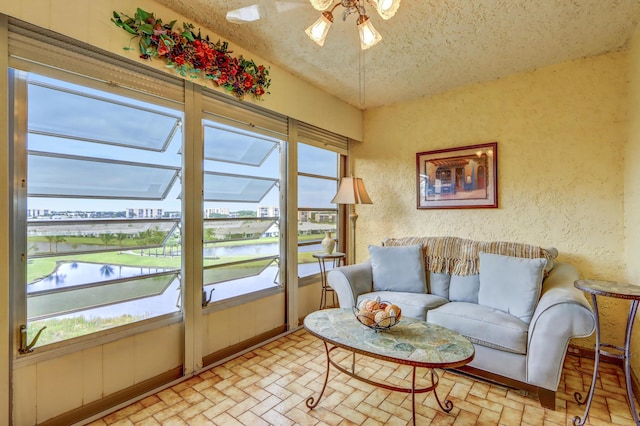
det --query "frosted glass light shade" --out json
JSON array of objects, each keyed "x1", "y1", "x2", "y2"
[
  {"x1": 305, "y1": 12, "x2": 334, "y2": 46},
  {"x1": 357, "y1": 16, "x2": 382, "y2": 50},
  {"x1": 309, "y1": 0, "x2": 333, "y2": 11},
  {"x1": 370, "y1": 0, "x2": 401, "y2": 19},
  {"x1": 331, "y1": 177, "x2": 373, "y2": 205}
]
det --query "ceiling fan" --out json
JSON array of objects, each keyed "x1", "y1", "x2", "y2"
[{"x1": 226, "y1": 0, "x2": 306, "y2": 24}]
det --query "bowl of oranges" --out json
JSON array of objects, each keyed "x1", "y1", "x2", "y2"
[{"x1": 353, "y1": 297, "x2": 402, "y2": 332}]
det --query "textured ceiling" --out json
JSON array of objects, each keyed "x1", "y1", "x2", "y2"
[{"x1": 154, "y1": 0, "x2": 640, "y2": 110}]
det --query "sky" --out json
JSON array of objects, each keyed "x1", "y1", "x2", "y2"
[{"x1": 24, "y1": 72, "x2": 338, "y2": 213}]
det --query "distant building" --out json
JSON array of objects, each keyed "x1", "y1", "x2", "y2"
[
  {"x1": 263, "y1": 223, "x2": 280, "y2": 238},
  {"x1": 257, "y1": 206, "x2": 279, "y2": 218},
  {"x1": 312, "y1": 212, "x2": 336, "y2": 223},
  {"x1": 297, "y1": 211, "x2": 310, "y2": 222},
  {"x1": 126, "y1": 208, "x2": 163, "y2": 219},
  {"x1": 27, "y1": 209, "x2": 49, "y2": 218},
  {"x1": 204, "y1": 207, "x2": 230, "y2": 217}
]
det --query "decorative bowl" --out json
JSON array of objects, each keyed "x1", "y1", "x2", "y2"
[{"x1": 353, "y1": 298, "x2": 401, "y2": 332}]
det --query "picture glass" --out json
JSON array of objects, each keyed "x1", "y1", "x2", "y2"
[{"x1": 417, "y1": 142, "x2": 498, "y2": 209}]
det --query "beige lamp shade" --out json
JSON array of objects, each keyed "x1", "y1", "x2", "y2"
[{"x1": 331, "y1": 177, "x2": 373, "y2": 205}]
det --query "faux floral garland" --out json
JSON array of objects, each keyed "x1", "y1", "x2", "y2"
[{"x1": 111, "y1": 8, "x2": 271, "y2": 100}]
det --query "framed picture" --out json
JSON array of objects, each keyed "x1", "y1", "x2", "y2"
[{"x1": 416, "y1": 142, "x2": 498, "y2": 209}]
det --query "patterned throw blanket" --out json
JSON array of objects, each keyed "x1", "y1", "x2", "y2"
[{"x1": 382, "y1": 236, "x2": 552, "y2": 276}]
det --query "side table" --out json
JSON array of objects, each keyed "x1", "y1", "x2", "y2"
[
  {"x1": 573, "y1": 279, "x2": 640, "y2": 426},
  {"x1": 312, "y1": 252, "x2": 345, "y2": 309}
]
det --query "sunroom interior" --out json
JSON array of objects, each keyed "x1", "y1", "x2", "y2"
[{"x1": 3, "y1": 1, "x2": 640, "y2": 425}]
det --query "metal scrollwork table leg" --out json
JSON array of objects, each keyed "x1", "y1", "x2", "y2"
[
  {"x1": 306, "y1": 342, "x2": 454, "y2": 426},
  {"x1": 573, "y1": 295, "x2": 640, "y2": 426}
]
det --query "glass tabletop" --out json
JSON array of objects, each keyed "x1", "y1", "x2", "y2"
[{"x1": 304, "y1": 308, "x2": 475, "y2": 368}]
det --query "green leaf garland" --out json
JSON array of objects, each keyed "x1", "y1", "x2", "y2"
[{"x1": 112, "y1": 8, "x2": 271, "y2": 100}]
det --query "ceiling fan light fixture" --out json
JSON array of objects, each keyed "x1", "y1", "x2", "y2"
[
  {"x1": 305, "y1": 11, "x2": 334, "y2": 46},
  {"x1": 305, "y1": 0, "x2": 398, "y2": 49},
  {"x1": 370, "y1": 0, "x2": 401, "y2": 20},
  {"x1": 357, "y1": 15, "x2": 382, "y2": 50},
  {"x1": 308, "y1": 0, "x2": 333, "y2": 11}
]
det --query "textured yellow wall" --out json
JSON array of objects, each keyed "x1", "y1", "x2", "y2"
[
  {"x1": 626, "y1": 23, "x2": 640, "y2": 378},
  {"x1": 358, "y1": 52, "x2": 629, "y2": 349}
]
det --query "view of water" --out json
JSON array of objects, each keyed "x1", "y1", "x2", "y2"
[
  {"x1": 28, "y1": 242, "x2": 324, "y2": 320},
  {"x1": 203, "y1": 242, "x2": 317, "y2": 257},
  {"x1": 28, "y1": 262, "x2": 171, "y2": 292}
]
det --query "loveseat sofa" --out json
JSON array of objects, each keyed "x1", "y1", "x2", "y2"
[{"x1": 327, "y1": 236, "x2": 595, "y2": 409}]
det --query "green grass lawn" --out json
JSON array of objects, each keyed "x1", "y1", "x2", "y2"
[
  {"x1": 29, "y1": 315, "x2": 145, "y2": 347},
  {"x1": 28, "y1": 236, "x2": 325, "y2": 283}
]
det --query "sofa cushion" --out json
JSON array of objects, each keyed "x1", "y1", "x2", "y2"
[
  {"x1": 428, "y1": 272, "x2": 450, "y2": 299},
  {"x1": 427, "y1": 302, "x2": 530, "y2": 355},
  {"x1": 449, "y1": 274, "x2": 480, "y2": 303},
  {"x1": 369, "y1": 244, "x2": 427, "y2": 293},
  {"x1": 357, "y1": 291, "x2": 448, "y2": 321},
  {"x1": 478, "y1": 252, "x2": 546, "y2": 324}
]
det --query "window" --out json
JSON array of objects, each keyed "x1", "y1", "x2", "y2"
[
  {"x1": 8, "y1": 22, "x2": 351, "y2": 356},
  {"x1": 201, "y1": 119, "x2": 284, "y2": 303},
  {"x1": 297, "y1": 143, "x2": 340, "y2": 278},
  {"x1": 17, "y1": 71, "x2": 184, "y2": 348}
]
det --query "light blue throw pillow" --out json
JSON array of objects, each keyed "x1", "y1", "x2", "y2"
[
  {"x1": 429, "y1": 272, "x2": 451, "y2": 299},
  {"x1": 477, "y1": 252, "x2": 547, "y2": 324},
  {"x1": 449, "y1": 274, "x2": 480, "y2": 303},
  {"x1": 369, "y1": 244, "x2": 427, "y2": 293}
]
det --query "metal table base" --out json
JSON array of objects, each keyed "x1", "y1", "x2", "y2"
[{"x1": 573, "y1": 280, "x2": 640, "y2": 426}]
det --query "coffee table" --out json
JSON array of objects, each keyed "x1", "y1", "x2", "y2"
[{"x1": 303, "y1": 308, "x2": 475, "y2": 425}]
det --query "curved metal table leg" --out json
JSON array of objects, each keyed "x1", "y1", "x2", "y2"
[
  {"x1": 307, "y1": 345, "x2": 455, "y2": 424},
  {"x1": 573, "y1": 295, "x2": 600, "y2": 426},
  {"x1": 624, "y1": 300, "x2": 640, "y2": 424},
  {"x1": 573, "y1": 296, "x2": 640, "y2": 426},
  {"x1": 431, "y1": 369, "x2": 453, "y2": 413},
  {"x1": 411, "y1": 367, "x2": 417, "y2": 426},
  {"x1": 306, "y1": 340, "x2": 330, "y2": 409}
]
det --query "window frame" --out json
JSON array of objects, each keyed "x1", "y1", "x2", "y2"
[
  {"x1": 199, "y1": 108, "x2": 287, "y2": 309},
  {"x1": 296, "y1": 142, "x2": 347, "y2": 284},
  {"x1": 10, "y1": 67, "x2": 187, "y2": 354}
]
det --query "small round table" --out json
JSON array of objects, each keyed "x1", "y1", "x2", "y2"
[
  {"x1": 573, "y1": 279, "x2": 640, "y2": 426},
  {"x1": 312, "y1": 252, "x2": 345, "y2": 310}
]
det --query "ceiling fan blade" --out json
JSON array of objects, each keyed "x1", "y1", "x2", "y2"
[
  {"x1": 226, "y1": 1, "x2": 305, "y2": 24},
  {"x1": 226, "y1": 4, "x2": 263, "y2": 24},
  {"x1": 274, "y1": 1, "x2": 305, "y2": 13}
]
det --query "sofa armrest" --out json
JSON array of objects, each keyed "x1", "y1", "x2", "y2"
[
  {"x1": 526, "y1": 262, "x2": 595, "y2": 390},
  {"x1": 327, "y1": 260, "x2": 373, "y2": 308}
]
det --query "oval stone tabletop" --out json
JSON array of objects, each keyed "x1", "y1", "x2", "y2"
[{"x1": 304, "y1": 308, "x2": 475, "y2": 368}]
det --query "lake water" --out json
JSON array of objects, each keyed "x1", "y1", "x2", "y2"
[
  {"x1": 28, "y1": 262, "x2": 172, "y2": 292},
  {"x1": 27, "y1": 240, "x2": 324, "y2": 318},
  {"x1": 203, "y1": 242, "x2": 318, "y2": 257}
]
